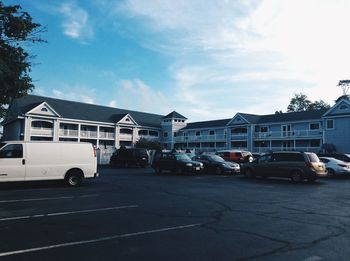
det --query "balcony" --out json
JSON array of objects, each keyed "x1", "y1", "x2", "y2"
[
  {"x1": 253, "y1": 146, "x2": 321, "y2": 153},
  {"x1": 59, "y1": 129, "x2": 78, "y2": 137},
  {"x1": 231, "y1": 132, "x2": 248, "y2": 140},
  {"x1": 119, "y1": 133, "x2": 133, "y2": 141},
  {"x1": 99, "y1": 132, "x2": 115, "y2": 139},
  {"x1": 174, "y1": 134, "x2": 226, "y2": 142},
  {"x1": 30, "y1": 127, "x2": 53, "y2": 137},
  {"x1": 80, "y1": 130, "x2": 97, "y2": 139},
  {"x1": 254, "y1": 130, "x2": 322, "y2": 139}
]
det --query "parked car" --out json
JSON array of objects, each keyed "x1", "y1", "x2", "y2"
[
  {"x1": 193, "y1": 154, "x2": 240, "y2": 175},
  {"x1": 252, "y1": 152, "x2": 265, "y2": 160},
  {"x1": 319, "y1": 157, "x2": 350, "y2": 177},
  {"x1": 152, "y1": 152, "x2": 203, "y2": 174},
  {"x1": 216, "y1": 150, "x2": 253, "y2": 164},
  {"x1": 110, "y1": 148, "x2": 149, "y2": 168},
  {"x1": 317, "y1": 153, "x2": 350, "y2": 163},
  {"x1": 241, "y1": 151, "x2": 327, "y2": 182}
]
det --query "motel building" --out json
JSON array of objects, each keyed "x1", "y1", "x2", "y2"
[{"x1": 2, "y1": 95, "x2": 350, "y2": 164}]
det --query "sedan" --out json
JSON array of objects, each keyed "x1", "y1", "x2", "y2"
[
  {"x1": 319, "y1": 157, "x2": 350, "y2": 177},
  {"x1": 193, "y1": 154, "x2": 240, "y2": 175}
]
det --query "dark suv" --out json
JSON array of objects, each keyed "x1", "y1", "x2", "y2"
[
  {"x1": 241, "y1": 151, "x2": 327, "y2": 182},
  {"x1": 152, "y1": 152, "x2": 203, "y2": 174},
  {"x1": 110, "y1": 148, "x2": 149, "y2": 168}
]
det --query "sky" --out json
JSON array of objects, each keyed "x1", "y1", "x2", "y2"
[{"x1": 5, "y1": 0, "x2": 350, "y2": 122}]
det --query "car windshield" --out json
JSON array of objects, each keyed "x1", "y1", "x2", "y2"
[
  {"x1": 175, "y1": 154, "x2": 191, "y2": 161},
  {"x1": 307, "y1": 153, "x2": 320, "y2": 162},
  {"x1": 208, "y1": 155, "x2": 225, "y2": 162}
]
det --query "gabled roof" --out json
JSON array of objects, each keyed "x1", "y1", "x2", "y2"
[
  {"x1": 257, "y1": 109, "x2": 328, "y2": 124},
  {"x1": 3, "y1": 95, "x2": 163, "y2": 128},
  {"x1": 181, "y1": 118, "x2": 231, "y2": 130},
  {"x1": 162, "y1": 111, "x2": 187, "y2": 119}
]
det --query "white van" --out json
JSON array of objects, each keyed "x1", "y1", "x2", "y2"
[{"x1": 0, "y1": 141, "x2": 98, "y2": 187}]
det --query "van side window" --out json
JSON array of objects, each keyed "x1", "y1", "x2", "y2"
[{"x1": 0, "y1": 144, "x2": 23, "y2": 158}]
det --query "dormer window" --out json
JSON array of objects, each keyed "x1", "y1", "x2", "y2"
[
  {"x1": 41, "y1": 108, "x2": 48, "y2": 112},
  {"x1": 125, "y1": 118, "x2": 130, "y2": 122}
]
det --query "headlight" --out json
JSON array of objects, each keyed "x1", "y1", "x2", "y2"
[
  {"x1": 186, "y1": 163, "x2": 193, "y2": 167},
  {"x1": 199, "y1": 163, "x2": 203, "y2": 167}
]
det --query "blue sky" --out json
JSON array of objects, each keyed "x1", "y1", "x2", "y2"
[{"x1": 6, "y1": 0, "x2": 350, "y2": 121}]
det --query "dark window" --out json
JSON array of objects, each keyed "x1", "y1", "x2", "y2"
[
  {"x1": 149, "y1": 131, "x2": 158, "y2": 137},
  {"x1": 258, "y1": 154, "x2": 271, "y2": 163},
  {"x1": 0, "y1": 144, "x2": 23, "y2": 158},
  {"x1": 209, "y1": 130, "x2": 215, "y2": 135},
  {"x1": 326, "y1": 120, "x2": 334, "y2": 129},
  {"x1": 260, "y1": 126, "x2": 268, "y2": 132},
  {"x1": 196, "y1": 131, "x2": 200, "y2": 136},
  {"x1": 310, "y1": 140, "x2": 321, "y2": 147},
  {"x1": 163, "y1": 132, "x2": 168, "y2": 138},
  {"x1": 138, "y1": 130, "x2": 148, "y2": 136},
  {"x1": 273, "y1": 153, "x2": 304, "y2": 162},
  {"x1": 310, "y1": 123, "x2": 320, "y2": 130}
]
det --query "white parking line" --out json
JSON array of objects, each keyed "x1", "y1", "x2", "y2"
[
  {"x1": 0, "y1": 194, "x2": 99, "y2": 203},
  {"x1": 0, "y1": 205, "x2": 138, "y2": 221},
  {"x1": 0, "y1": 223, "x2": 201, "y2": 257}
]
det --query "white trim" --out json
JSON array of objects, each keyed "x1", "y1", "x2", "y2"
[
  {"x1": 116, "y1": 113, "x2": 138, "y2": 126},
  {"x1": 25, "y1": 102, "x2": 62, "y2": 118},
  {"x1": 227, "y1": 113, "x2": 250, "y2": 126}
]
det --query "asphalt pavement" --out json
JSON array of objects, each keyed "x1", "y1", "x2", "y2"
[{"x1": 1, "y1": 167, "x2": 350, "y2": 260}]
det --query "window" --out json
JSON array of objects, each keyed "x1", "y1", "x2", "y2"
[
  {"x1": 138, "y1": 130, "x2": 148, "y2": 136},
  {"x1": 0, "y1": 144, "x2": 23, "y2": 158},
  {"x1": 273, "y1": 153, "x2": 304, "y2": 162},
  {"x1": 149, "y1": 131, "x2": 158, "y2": 137},
  {"x1": 326, "y1": 119, "x2": 334, "y2": 129},
  {"x1": 195, "y1": 131, "x2": 200, "y2": 136},
  {"x1": 309, "y1": 123, "x2": 320, "y2": 130},
  {"x1": 310, "y1": 139, "x2": 321, "y2": 147},
  {"x1": 209, "y1": 130, "x2": 215, "y2": 135},
  {"x1": 260, "y1": 126, "x2": 268, "y2": 132},
  {"x1": 163, "y1": 132, "x2": 168, "y2": 138},
  {"x1": 41, "y1": 107, "x2": 48, "y2": 112},
  {"x1": 125, "y1": 118, "x2": 130, "y2": 122}
]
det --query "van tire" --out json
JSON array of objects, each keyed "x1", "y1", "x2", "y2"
[{"x1": 65, "y1": 169, "x2": 83, "y2": 187}]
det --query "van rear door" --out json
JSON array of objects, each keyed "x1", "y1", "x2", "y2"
[{"x1": 0, "y1": 143, "x2": 26, "y2": 181}]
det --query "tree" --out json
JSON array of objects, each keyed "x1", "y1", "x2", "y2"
[
  {"x1": 287, "y1": 93, "x2": 312, "y2": 112},
  {"x1": 0, "y1": 2, "x2": 45, "y2": 118},
  {"x1": 287, "y1": 93, "x2": 330, "y2": 112},
  {"x1": 135, "y1": 138, "x2": 163, "y2": 151}
]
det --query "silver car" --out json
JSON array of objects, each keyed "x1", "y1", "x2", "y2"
[{"x1": 319, "y1": 157, "x2": 350, "y2": 176}]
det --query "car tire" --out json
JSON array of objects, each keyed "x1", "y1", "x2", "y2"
[
  {"x1": 327, "y1": 168, "x2": 335, "y2": 177},
  {"x1": 291, "y1": 171, "x2": 303, "y2": 183},
  {"x1": 244, "y1": 168, "x2": 255, "y2": 178},
  {"x1": 215, "y1": 167, "x2": 223, "y2": 175}
]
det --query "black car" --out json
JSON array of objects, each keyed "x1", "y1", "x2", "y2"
[
  {"x1": 152, "y1": 152, "x2": 203, "y2": 174},
  {"x1": 193, "y1": 154, "x2": 240, "y2": 175},
  {"x1": 317, "y1": 153, "x2": 350, "y2": 163},
  {"x1": 110, "y1": 148, "x2": 149, "y2": 168}
]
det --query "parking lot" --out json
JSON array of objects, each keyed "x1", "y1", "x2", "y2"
[{"x1": 1, "y1": 167, "x2": 350, "y2": 260}]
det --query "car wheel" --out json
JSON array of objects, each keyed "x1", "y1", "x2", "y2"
[
  {"x1": 291, "y1": 171, "x2": 303, "y2": 183},
  {"x1": 244, "y1": 168, "x2": 255, "y2": 178},
  {"x1": 327, "y1": 168, "x2": 335, "y2": 177},
  {"x1": 215, "y1": 167, "x2": 223, "y2": 175}
]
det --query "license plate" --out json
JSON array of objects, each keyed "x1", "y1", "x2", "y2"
[{"x1": 196, "y1": 167, "x2": 200, "y2": 171}]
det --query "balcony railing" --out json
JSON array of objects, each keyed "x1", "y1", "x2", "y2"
[
  {"x1": 174, "y1": 134, "x2": 226, "y2": 142},
  {"x1": 30, "y1": 128, "x2": 53, "y2": 137},
  {"x1": 99, "y1": 132, "x2": 115, "y2": 139},
  {"x1": 59, "y1": 129, "x2": 78, "y2": 137},
  {"x1": 253, "y1": 146, "x2": 321, "y2": 153},
  {"x1": 119, "y1": 133, "x2": 133, "y2": 140},
  {"x1": 80, "y1": 130, "x2": 97, "y2": 138},
  {"x1": 254, "y1": 130, "x2": 322, "y2": 139}
]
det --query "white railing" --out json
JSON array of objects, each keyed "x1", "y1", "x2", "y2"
[
  {"x1": 253, "y1": 146, "x2": 321, "y2": 153},
  {"x1": 80, "y1": 130, "x2": 97, "y2": 138},
  {"x1": 255, "y1": 130, "x2": 322, "y2": 139},
  {"x1": 59, "y1": 129, "x2": 78, "y2": 137},
  {"x1": 30, "y1": 128, "x2": 53, "y2": 137},
  {"x1": 99, "y1": 132, "x2": 115, "y2": 139},
  {"x1": 138, "y1": 135, "x2": 159, "y2": 141},
  {"x1": 174, "y1": 134, "x2": 226, "y2": 142}
]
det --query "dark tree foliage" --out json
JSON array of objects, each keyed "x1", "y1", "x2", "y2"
[
  {"x1": 135, "y1": 138, "x2": 163, "y2": 151},
  {"x1": 287, "y1": 93, "x2": 330, "y2": 112},
  {"x1": 335, "y1": 95, "x2": 350, "y2": 103},
  {"x1": 0, "y1": 1, "x2": 45, "y2": 118}
]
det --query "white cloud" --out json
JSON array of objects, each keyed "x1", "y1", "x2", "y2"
[
  {"x1": 51, "y1": 85, "x2": 96, "y2": 104},
  {"x1": 114, "y1": 0, "x2": 350, "y2": 120},
  {"x1": 58, "y1": 2, "x2": 94, "y2": 42},
  {"x1": 108, "y1": 100, "x2": 117, "y2": 107}
]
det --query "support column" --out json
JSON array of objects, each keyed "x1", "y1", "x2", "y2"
[
  {"x1": 115, "y1": 126, "x2": 120, "y2": 149},
  {"x1": 53, "y1": 120, "x2": 60, "y2": 141},
  {"x1": 78, "y1": 123, "x2": 81, "y2": 142},
  {"x1": 24, "y1": 117, "x2": 32, "y2": 141}
]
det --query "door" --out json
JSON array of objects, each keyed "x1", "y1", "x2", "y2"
[
  {"x1": 0, "y1": 144, "x2": 25, "y2": 181},
  {"x1": 281, "y1": 125, "x2": 291, "y2": 137}
]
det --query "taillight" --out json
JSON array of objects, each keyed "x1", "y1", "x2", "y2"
[{"x1": 93, "y1": 146, "x2": 96, "y2": 157}]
